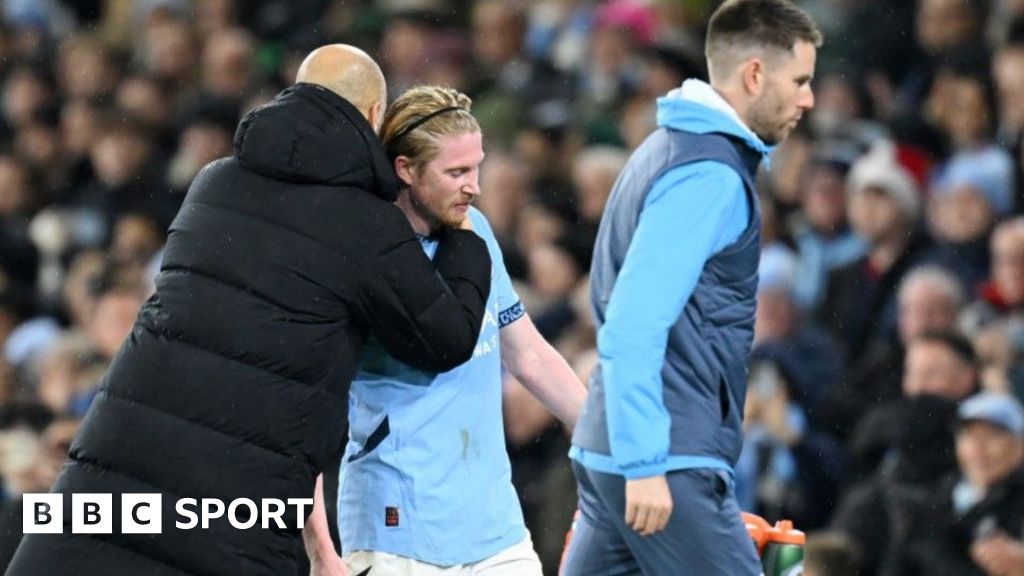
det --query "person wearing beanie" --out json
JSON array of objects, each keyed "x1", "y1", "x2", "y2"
[
  {"x1": 847, "y1": 141, "x2": 922, "y2": 220},
  {"x1": 935, "y1": 148, "x2": 1016, "y2": 217},
  {"x1": 925, "y1": 146, "x2": 1016, "y2": 293},
  {"x1": 819, "y1": 141, "x2": 930, "y2": 364}
]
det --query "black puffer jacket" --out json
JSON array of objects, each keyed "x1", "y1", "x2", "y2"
[
  {"x1": 896, "y1": 468, "x2": 1024, "y2": 576},
  {"x1": 7, "y1": 83, "x2": 491, "y2": 576}
]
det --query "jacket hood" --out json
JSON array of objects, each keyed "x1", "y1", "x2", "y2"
[
  {"x1": 657, "y1": 79, "x2": 772, "y2": 160},
  {"x1": 233, "y1": 83, "x2": 399, "y2": 201}
]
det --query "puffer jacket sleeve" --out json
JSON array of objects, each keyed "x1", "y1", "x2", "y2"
[{"x1": 356, "y1": 210, "x2": 491, "y2": 373}]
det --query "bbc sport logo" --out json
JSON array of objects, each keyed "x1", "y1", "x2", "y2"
[{"x1": 23, "y1": 494, "x2": 314, "y2": 534}]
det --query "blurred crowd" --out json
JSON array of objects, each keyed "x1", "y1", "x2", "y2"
[{"x1": 0, "y1": 0, "x2": 1022, "y2": 574}]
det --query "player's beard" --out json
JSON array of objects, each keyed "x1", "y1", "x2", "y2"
[
  {"x1": 416, "y1": 192, "x2": 474, "y2": 231},
  {"x1": 748, "y1": 89, "x2": 792, "y2": 146},
  {"x1": 436, "y1": 194, "x2": 474, "y2": 229}
]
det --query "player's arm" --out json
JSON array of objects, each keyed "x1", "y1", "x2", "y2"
[
  {"x1": 500, "y1": 313, "x2": 587, "y2": 430},
  {"x1": 601, "y1": 162, "x2": 746, "y2": 534},
  {"x1": 601, "y1": 162, "x2": 746, "y2": 477},
  {"x1": 304, "y1": 474, "x2": 347, "y2": 576}
]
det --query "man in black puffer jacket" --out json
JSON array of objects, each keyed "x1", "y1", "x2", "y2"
[{"x1": 7, "y1": 45, "x2": 491, "y2": 576}]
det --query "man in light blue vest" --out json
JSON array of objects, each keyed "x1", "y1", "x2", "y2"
[
  {"x1": 563, "y1": 1, "x2": 821, "y2": 574},
  {"x1": 304, "y1": 85, "x2": 587, "y2": 576}
]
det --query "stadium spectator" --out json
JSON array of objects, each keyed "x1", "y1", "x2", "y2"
[
  {"x1": 820, "y1": 141, "x2": 927, "y2": 362},
  {"x1": 895, "y1": 392, "x2": 1024, "y2": 575}
]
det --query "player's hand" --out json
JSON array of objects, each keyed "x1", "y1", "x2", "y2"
[
  {"x1": 625, "y1": 475, "x2": 673, "y2": 536},
  {"x1": 309, "y1": 551, "x2": 348, "y2": 576}
]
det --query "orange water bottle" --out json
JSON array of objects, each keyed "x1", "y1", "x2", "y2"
[{"x1": 744, "y1": 513, "x2": 805, "y2": 576}]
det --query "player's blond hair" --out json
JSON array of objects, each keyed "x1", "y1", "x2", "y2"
[{"x1": 380, "y1": 86, "x2": 479, "y2": 170}]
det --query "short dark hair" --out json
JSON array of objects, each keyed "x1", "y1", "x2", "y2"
[
  {"x1": 911, "y1": 329, "x2": 978, "y2": 368},
  {"x1": 706, "y1": 0, "x2": 822, "y2": 80}
]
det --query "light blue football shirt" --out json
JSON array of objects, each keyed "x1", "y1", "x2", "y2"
[{"x1": 337, "y1": 207, "x2": 526, "y2": 565}]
